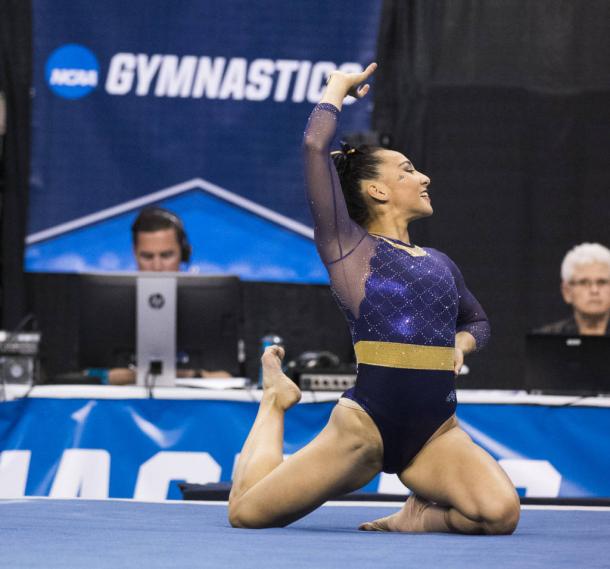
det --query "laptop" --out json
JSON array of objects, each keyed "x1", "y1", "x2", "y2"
[{"x1": 525, "y1": 333, "x2": 610, "y2": 395}]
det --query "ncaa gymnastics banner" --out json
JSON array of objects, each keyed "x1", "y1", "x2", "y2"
[{"x1": 26, "y1": 1, "x2": 381, "y2": 283}]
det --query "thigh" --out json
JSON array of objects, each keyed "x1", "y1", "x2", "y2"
[
  {"x1": 232, "y1": 402, "x2": 383, "y2": 528},
  {"x1": 399, "y1": 423, "x2": 518, "y2": 520}
]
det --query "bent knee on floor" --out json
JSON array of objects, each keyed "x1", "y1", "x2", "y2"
[
  {"x1": 228, "y1": 499, "x2": 257, "y2": 529},
  {"x1": 228, "y1": 499, "x2": 280, "y2": 530},
  {"x1": 477, "y1": 493, "x2": 520, "y2": 535},
  {"x1": 228, "y1": 510, "x2": 263, "y2": 529}
]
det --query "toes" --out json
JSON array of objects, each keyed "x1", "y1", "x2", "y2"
[
  {"x1": 264, "y1": 345, "x2": 284, "y2": 361},
  {"x1": 358, "y1": 519, "x2": 388, "y2": 532},
  {"x1": 261, "y1": 345, "x2": 285, "y2": 365}
]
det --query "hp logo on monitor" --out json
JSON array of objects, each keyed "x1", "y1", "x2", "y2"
[{"x1": 148, "y1": 294, "x2": 165, "y2": 309}]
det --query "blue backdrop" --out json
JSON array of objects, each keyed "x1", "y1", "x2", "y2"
[
  {"x1": 1, "y1": 396, "x2": 608, "y2": 500},
  {"x1": 26, "y1": 1, "x2": 382, "y2": 283}
]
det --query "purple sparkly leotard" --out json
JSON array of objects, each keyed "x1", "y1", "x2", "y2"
[{"x1": 303, "y1": 103, "x2": 490, "y2": 473}]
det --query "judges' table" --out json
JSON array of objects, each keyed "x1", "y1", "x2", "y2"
[{"x1": 1, "y1": 385, "x2": 608, "y2": 500}]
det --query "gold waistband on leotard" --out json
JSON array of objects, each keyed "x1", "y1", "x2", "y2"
[{"x1": 354, "y1": 341, "x2": 454, "y2": 371}]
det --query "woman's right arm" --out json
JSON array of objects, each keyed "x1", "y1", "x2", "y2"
[{"x1": 302, "y1": 63, "x2": 376, "y2": 265}]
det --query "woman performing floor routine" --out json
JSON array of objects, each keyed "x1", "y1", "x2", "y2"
[{"x1": 228, "y1": 62, "x2": 520, "y2": 535}]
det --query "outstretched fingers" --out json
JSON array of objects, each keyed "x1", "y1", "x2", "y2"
[
  {"x1": 353, "y1": 83, "x2": 370, "y2": 99},
  {"x1": 359, "y1": 62, "x2": 377, "y2": 80},
  {"x1": 348, "y1": 62, "x2": 377, "y2": 99},
  {"x1": 321, "y1": 61, "x2": 377, "y2": 107}
]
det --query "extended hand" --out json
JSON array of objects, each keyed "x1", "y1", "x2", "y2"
[{"x1": 325, "y1": 62, "x2": 377, "y2": 101}]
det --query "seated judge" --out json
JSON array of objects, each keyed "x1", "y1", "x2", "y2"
[
  {"x1": 132, "y1": 206, "x2": 190, "y2": 272},
  {"x1": 101, "y1": 207, "x2": 231, "y2": 384},
  {"x1": 536, "y1": 242, "x2": 610, "y2": 336}
]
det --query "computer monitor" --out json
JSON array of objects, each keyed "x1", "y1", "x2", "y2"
[
  {"x1": 78, "y1": 273, "x2": 242, "y2": 378},
  {"x1": 525, "y1": 333, "x2": 610, "y2": 395},
  {"x1": 136, "y1": 274, "x2": 177, "y2": 386}
]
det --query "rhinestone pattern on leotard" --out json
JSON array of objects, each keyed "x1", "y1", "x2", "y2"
[
  {"x1": 303, "y1": 102, "x2": 490, "y2": 473},
  {"x1": 303, "y1": 103, "x2": 490, "y2": 353}
]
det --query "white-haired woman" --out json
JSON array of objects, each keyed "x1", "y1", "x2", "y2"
[{"x1": 537, "y1": 242, "x2": 610, "y2": 335}]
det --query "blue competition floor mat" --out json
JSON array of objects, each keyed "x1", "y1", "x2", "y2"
[{"x1": 1, "y1": 499, "x2": 609, "y2": 569}]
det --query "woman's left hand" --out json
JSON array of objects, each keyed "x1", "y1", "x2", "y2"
[
  {"x1": 453, "y1": 347, "x2": 464, "y2": 377},
  {"x1": 326, "y1": 62, "x2": 377, "y2": 100},
  {"x1": 320, "y1": 62, "x2": 377, "y2": 109}
]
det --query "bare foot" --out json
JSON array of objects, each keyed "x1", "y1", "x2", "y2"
[
  {"x1": 261, "y1": 346, "x2": 301, "y2": 410},
  {"x1": 359, "y1": 494, "x2": 433, "y2": 532}
]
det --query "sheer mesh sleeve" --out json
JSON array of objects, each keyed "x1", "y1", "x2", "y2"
[
  {"x1": 435, "y1": 250, "x2": 491, "y2": 350},
  {"x1": 302, "y1": 103, "x2": 374, "y2": 319},
  {"x1": 303, "y1": 103, "x2": 368, "y2": 265}
]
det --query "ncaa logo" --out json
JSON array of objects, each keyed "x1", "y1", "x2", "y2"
[{"x1": 45, "y1": 44, "x2": 99, "y2": 99}]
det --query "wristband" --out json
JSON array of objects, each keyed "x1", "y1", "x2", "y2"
[{"x1": 86, "y1": 368, "x2": 110, "y2": 385}]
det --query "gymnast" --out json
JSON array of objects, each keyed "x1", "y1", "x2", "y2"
[{"x1": 228, "y1": 63, "x2": 520, "y2": 534}]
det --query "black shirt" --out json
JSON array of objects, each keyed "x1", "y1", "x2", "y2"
[{"x1": 535, "y1": 315, "x2": 610, "y2": 336}]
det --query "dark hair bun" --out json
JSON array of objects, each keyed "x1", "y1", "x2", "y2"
[
  {"x1": 329, "y1": 142, "x2": 383, "y2": 228},
  {"x1": 340, "y1": 141, "x2": 358, "y2": 155},
  {"x1": 331, "y1": 141, "x2": 361, "y2": 176}
]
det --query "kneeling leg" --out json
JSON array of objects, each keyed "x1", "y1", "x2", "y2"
[{"x1": 361, "y1": 425, "x2": 519, "y2": 535}]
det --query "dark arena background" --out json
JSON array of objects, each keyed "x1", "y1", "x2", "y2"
[{"x1": 1, "y1": 1, "x2": 609, "y2": 568}]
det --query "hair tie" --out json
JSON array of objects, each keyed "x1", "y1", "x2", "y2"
[{"x1": 340, "y1": 141, "x2": 359, "y2": 156}]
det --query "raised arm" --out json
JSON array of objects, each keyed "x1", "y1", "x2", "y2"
[{"x1": 302, "y1": 63, "x2": 376, "y2": 265}]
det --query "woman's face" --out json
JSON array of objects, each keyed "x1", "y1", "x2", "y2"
[
  {"x1": 372, "y1": 150, "x2": 432, "y2": 220},
  {"x1": 561, "y1": 262, "x2": 610, "y2": 319}
]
